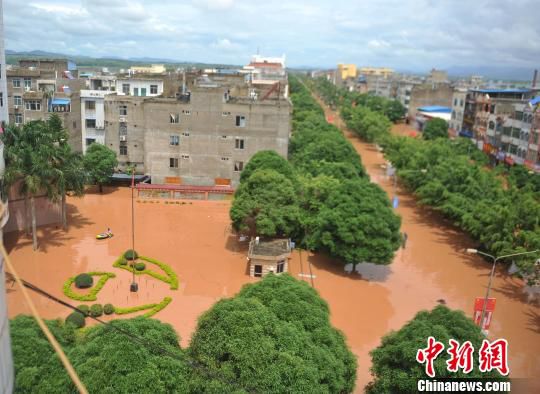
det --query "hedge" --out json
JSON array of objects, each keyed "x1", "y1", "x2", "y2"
[
  {"x1": 90, "y1": 304, "x2": 103, "y2": 317},
  {"x1": 63, "y1": 272, "x2": 116, "y2": 302},
  {"x1": 114, "y1": 297, "x2": 172, "y2": 318},
  {"x1": 65, "y1": 312, "x2": 86, "y2": 328},
  {"x1": 74, "y1": 273, "x2": 93, "y2": 289},
  {"x1": 113, "y1": 255, "x2": 179, "y2": 290}
]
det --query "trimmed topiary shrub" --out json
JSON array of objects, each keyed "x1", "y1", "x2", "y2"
[
  {"x1": 119, "y1": 257, "x2": 128, "y2": 266},
  {"x1": 74, "y1": 273, "x2": 93, "y2": 289},
  {"x1": 65, "y1": 312, "x2": 85, "y2": 328},
  {"x1": 103, "y1": 304, "x2": 114, "y2": 315},
  {"x1": 124, "y1": 249, "x2": 138, "y2": 261},
  {"x1": 77, "y1": 305, "x2": 90, "y2": 317},
  {"x1": 135, "y1": 262, "x2": 146, "y2": 271},
  {"x1": 90, "y1": 304, "x2": 103, "y2": 317}
]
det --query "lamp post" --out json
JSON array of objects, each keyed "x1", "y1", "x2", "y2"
[
  {"x1": 130, "y1": 167, "x2": 138, "y2": 293},
  {"x1": 466, "y1": 248, "x2": 539, "y2": 334}
]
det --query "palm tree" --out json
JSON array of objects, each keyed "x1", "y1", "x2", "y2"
[
  {"x1": 2, "y1": 121, "x2": 57, "y2": 250},
  {"x1": 47, "y1": 115, "x2": 86, "y2": 230}
]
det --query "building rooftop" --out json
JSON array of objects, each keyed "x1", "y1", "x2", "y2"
[
  {"x1": 249, "y1": 238, "x2": 290, "y2": 257},
  {"x1": 471, "y1": 88, "x2": 531, "y2": 94},
  {"x1": 529, "y1": 96, "x2": 540, "y2": 106},
  {"x1": 417, "y1": 106, "x2": 452, "y2": 113}
]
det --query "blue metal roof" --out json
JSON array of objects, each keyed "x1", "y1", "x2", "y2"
[
  {"x1": 471, "y1": 89, "x2": 530, "y2": 94},
  {"x1": 417, "y1": 105, "x2": 452, "y2": 113},
  {"x1": 51, "y1": 98, "x2": 70, "y2": 105},
  {"x1": 530, "y1": 96, "x2": 540, "y2": 106}
]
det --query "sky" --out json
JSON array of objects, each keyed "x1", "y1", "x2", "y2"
[{"x1": 3, "y1": 0, "x2": 540, "y2": 72}]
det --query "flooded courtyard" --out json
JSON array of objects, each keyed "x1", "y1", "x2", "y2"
[{"x1": 5, "y1": 113, "x2": 539, "y2": 391}]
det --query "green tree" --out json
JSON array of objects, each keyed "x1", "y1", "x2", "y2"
[
  {"x1": 422, "y1": 118, "x2": 449, "y2": 140},
  {"x1": 230, "y1": 169, "x2": 300, "y2": 237},
  {"x1": 47, "y1": 115, "x2": 86, "y2": 229},
  {"x1": 383, "y1": 100, "x2": 406, "y2": 122},
  {"x1": 240, "y1": 150, "x2": 295, "y2": 182},
  {"x1": 189, "y1": 274, "x2": 357, "y2": 393},
  {"x1": 2, "y1": 121, "x2": 60, "y2": 249},
  {"x1": 83, "y1": 143, "x2": 117, "y2": 193},
  {"x1": 367, "y1": 305, "x2": 507, "y2": 393},
  {"x1": 305, "y1": 178, "x2": 401, "y2": 264}
]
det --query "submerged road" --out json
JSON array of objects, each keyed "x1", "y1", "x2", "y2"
[{"x1": 287, "y1": 95, "x2": 540, "y2": 391}]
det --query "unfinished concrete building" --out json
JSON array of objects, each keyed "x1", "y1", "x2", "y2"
[{"x1": 103, "y1": 70, "x2": 291, "y2": 187}]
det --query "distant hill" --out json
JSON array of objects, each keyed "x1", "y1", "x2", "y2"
[{"x1": 5, "y1": 50, "x2": 239, "y2": 70}]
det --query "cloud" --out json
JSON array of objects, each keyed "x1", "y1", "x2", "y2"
[{"x1": 3, "y1": 0, "x2": 539, "y2": 73}]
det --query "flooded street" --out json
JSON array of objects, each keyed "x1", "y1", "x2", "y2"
[{"x1": 4, "y1": 106, "x2": 539, "y2": 391}]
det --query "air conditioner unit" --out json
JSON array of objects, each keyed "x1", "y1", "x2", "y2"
[
  {"x1": 14, "y1": 105, "x2": 19, "y2": 110},
  {"x1": 120, "y1": 135, "x2": 127, "y2": 142},
  {"x1": 119, "y1": 116, "x2": 127, "y2": 122}
]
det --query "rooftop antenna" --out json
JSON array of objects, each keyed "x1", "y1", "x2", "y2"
[{"x1": 256, "y1": 46, "x2": 260, "y2": 55}]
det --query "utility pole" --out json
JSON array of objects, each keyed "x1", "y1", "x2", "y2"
[{"x1": 130, "y1": 167, "x2": 138, "y2": 292}]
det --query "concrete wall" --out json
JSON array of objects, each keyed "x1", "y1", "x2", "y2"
[
  {"x1": 407, "y1": 83, "x2": 454, "y2": 120},
  {"x1": 4, "y1": 196, "x2": 61, "y2": 233}
]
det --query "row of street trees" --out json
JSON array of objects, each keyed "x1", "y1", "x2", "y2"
[
  {"x1": 1, "y1": 116, "x2": 117, "y2": 249},
  {"x1": 230, "y1": 76, "x2": 401, "y2": 265},
  {"x1": 11, "y1": 274, "x2": 357, "y2": 393},
  {"x1": 313, "y1": 77, "x2": 539, "y2": 280}
]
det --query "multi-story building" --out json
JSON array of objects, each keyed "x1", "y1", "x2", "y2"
[
  {"x1": 395, "y1": 79, "x2": 422, "y2": 112},
  {"x1": 527, "y1": 96, "x2": 540, "y2": 171},
  {"x1": 6, "y1": 61, "x2": 84, "y2": 151},
  {"x1": 116, "y1": 77, "x2": 164, "y2": 97},
  {"x1": 81, "y1": 89, "x2": 115, "y2": 152},
  {"x1": 18, "y1": 58, "x2": 78, "y2": 79},
  {"x1": 359, "y1": 67, "x2": 394, "y2": 79},
  {"x1": 130, "y1": 64, "x2": 166, "y2": 75},
  {"x1": 101, "y1": 72, "x2": 291, "y2": 186},
  {"x1": 0, "y1": 0, "x2": 14, "y2": 391},
  {"x1": 448, "y1": 88, "x2": 467, "y2": 137},
  {"x1": 336, "y1": 64, "x2": 357, "y2": 81}
]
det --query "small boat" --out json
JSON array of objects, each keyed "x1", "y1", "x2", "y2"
[{"x1": 96, "y1": 232, "x2": 113, "y2": 240}]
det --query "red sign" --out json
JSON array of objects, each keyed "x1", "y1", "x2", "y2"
[{"x1": 473, "y1": 297, "x2": 496, "y2": 331}]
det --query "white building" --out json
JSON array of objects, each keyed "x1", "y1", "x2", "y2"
[
  {"x1": 449, "y1": 88, "x2": 467, "y2": 137},
  {"x1": 0, "y1": 0, "x2": 14, "y2": 391},
  {"x1": 116, "y1": 78, "x2": 164, "y2": 97},
  {"x1": 129, "y1": 64, "x2": 166, "y2": 74},
  {"x1": 81, "y1": 90, "x2": 113, "y2": 152}
]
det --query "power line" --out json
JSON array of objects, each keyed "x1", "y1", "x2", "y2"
[{"x1": 5, "y1": 271, "x2": 254, "y2": 393}]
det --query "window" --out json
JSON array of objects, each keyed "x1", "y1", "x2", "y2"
[
  {"x1": 514, "y1": 111, "x2": 524, "y2": 121},
  {"x1": 181, "y1": 154, "x2": 190, "y2": 159},
  {"x1": 86, "y1": 138, "x2": 96, "y2": 147},
  {"x1": 509, "y1": 144, "x2": 518, "y2": 155},
  {"x1": 182, "y1": 109, "x2": 191, "y2": 115},
  {"x1": 182, "y1": 131, "x2": 190, "y2": 137},
  {"x1": 234, "y1": 161, "x2": 244, "y2": 172},
  {"x1": 170, "y1": 135, "x2": 180, "y2": 146},
  {"x1": 221, "y1": 157, "x2": 230, "y2": 161},
  {"x1": 86, "y1": 119, "x2": 96, "y2": 128},
  {"x1": 23, "y1": 78, "x2": 31, "y2": 90},
  {"x1": 120, "y1": 143, "x2": 128, "y2": 156},
  {"x1": 254, "y1": 265, "x2": 262, "y2": 277},
  {"x1": 488, "y1": 121, "x2": 495, "y2": 130},
  {"x1": 85, "y1": 100, "x2": 96, "y2": 110},
  {"x1": 170, "y1": 113, "x2": 179, "y2": 123},
  {"x1": 460, "y1": 99, "x2": 464, "y2": 106},
  {"x1": 150, "y1": 85, "x2": 158, "y2": 94},
  {"x1": 489, "y1": 105, "x2": 495, "y2": 114},
  {"x1": 454, "y1": 98, "x2": 457, "y2": 106},
  {"x1": 122, "y1": 84, "x2": 130, "y2": 95},
  {"x1": 73, "y1": 121, "x2": 77, "y2": 129},
  {"x1": 277, "y1": 260, "x2": 285, "y2": 273},
  {"x1": 12, "y1": 79, "x2": 21, "y2": 88},
  {"x1": 511, "y1": 128, "x2": 521, "y2": 139},
  {"x1": 15, "y1": 113, "x2": 23, "y2": 124},
  {"x1": 140, "y1": 88, "x2": 147, "y2": 97},
  {"x1": 25, "y1": 100, "x2": 41, "y2": 111},
  {"x1": 119, "y1": 122, "x2": 128, "y2": 136},
  {"x1": 235, "y1": 138, "x2": 245, "y2": 149},
  {"x1": 221, "y1": 135, "x2": 227, "y2": 139},
  {"x1": 222, "y1": 111, "x2": 231, "y2": 116},
  {"x1": 169, "y1": 158, "x2": 179, "y2": 168},
  {"x1": 235, "y1": 115, "x2": 246, "y2": 127},
  {"x1": 14, "y1": 96, "x2": 22, "y2": 106},
  {"x1": 119, "y1": 105, "x2": 128, "y2": 116},
  {"x1": 0, "y1": 92, "x2": 2, "y2": 107}
]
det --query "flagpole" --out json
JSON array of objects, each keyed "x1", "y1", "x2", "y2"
[{"x1": 130, "y1": 167, "x2": 138, "y2": 292}]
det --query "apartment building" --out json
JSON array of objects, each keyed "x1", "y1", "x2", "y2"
[
  {"x1": 130, "y1": 64, "x2": 166, "y2": 74},
  {"x1": 116, "y1": 77, "x2": 164, "y2": 97},
  {"x1": 81, "y1": 89, "x2": 115, "y2": 153},
  {"x1": 6, "y1": 61, "x2": 84, "y2": 151},
  {"x1": 101, "y1": 72, "x2": 291, "y2": 187},
  {"x1": 359, "y1": 67, "x2": 394, "y2": 79},
  {"x1": 448, "y1": 88, "x2": 467, "y2": 137}
]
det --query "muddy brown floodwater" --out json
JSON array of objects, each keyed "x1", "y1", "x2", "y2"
[{"x1": 4, "y1": 107, "x2": 539, "y2": 392}]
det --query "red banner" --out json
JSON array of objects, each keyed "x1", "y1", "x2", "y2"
[{"x1": 473, "y1": 297, "x2": 496, "y2": 331}]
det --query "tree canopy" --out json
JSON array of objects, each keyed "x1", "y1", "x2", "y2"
[
  {"x1": 83, "y1": 143, "x2": 118, "y2": 192},
  {"x1": 422, "y1": 118, "x2": 449, "y2": 140},
  {"x1": 189, "y1": 274, "x2": 357, "y2": 393},
  {"x1": 367, "y1": 305, "x2": 506, "y2": 393},
  {"x1": 239, "y1": 150, "x2": 295, "y2": 182}
]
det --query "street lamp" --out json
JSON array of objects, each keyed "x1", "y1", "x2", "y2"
[{"x1": 466, "y1": 248, "x2": 539, "y2": 333}]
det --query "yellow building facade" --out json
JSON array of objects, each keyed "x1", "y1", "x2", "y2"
[{"x1": 337, "y1": 64, "x2": 357, "y2": 80}]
